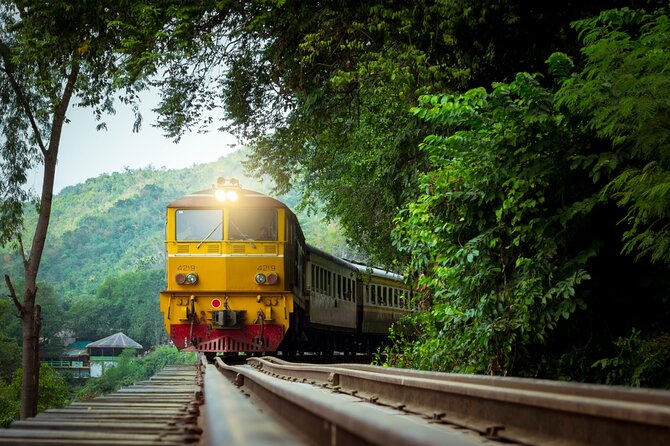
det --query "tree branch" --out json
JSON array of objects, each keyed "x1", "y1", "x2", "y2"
[
  {"x1": 0, "y1": 40, "x2": 48, "y2": 156},
  {"x1": 17, "y1": 234, "x2": 28, "y2": 268},
  {"x1": 4, "y1": 274, "x2": 23, "y2": 314}
]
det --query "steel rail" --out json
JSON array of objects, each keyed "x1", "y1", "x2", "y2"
[
  {"x1": 214, "y1": 357, "x2": 487, "y2": 446},
  {"x1": 244, "y1": 357, "x2": 670, "y2": 445},
  {"x1": 201, "y1": 355, "x2": 299, "y2": 446}
]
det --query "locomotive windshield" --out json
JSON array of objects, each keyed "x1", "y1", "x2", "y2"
[
  {"x1": 228, "y1": 208, "x2": 277, "y2": 241},
  {"x1": 176, "y1": 209, "x2": 223, "y2": 241}
]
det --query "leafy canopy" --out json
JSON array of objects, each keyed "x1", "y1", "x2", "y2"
[
  {"x1": 391, "y1": 74, "x2": 596, "y2": 373},
  {"x1": 555, "y1": 7, "x2": 670, "y2": 264}
]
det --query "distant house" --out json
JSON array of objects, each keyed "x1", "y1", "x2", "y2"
[
  {"x1": 43, "y1": 340, "x2": 92, "y2": 379},
  {"x1": 87, "y1": 332, "x2": 143, "y2": 378}
]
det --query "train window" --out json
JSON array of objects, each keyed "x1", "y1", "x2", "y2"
[
  {"x1": 394, "y1": 289, "x2": 399, "y2": 307},
  {"x1": 337, "y1": 275, "x2": 342, "y2": 299},
  {"x1": 371, "y1": 286, "x2": 376, "y2": 304},
  {"x1": 176, "y1": 209, "x2": 223, "y2": 241},
  {"x1": 382, "y1": 287, "x2": 387, "y2": 306},
  {"x1": 311, "y1": 264, "x2": 316, "y2": 291},
  {"x1": 228, "y1": 208, "x2": 277, "y2": 241}
]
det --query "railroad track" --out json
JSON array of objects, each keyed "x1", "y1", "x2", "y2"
[
  {"x1": 0, "y1": 364, "x2": 203, "y2": 445},
  {"x1": 207, "y1": 356, "x2": 670, "y2": 446},
  {"x1": 1, "y1": 357, "x2": 668, "y2": 445}
]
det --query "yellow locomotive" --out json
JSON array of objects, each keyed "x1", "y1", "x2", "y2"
[{"x1": 159, "y1": 178, "x2": 410, "y2": 355}]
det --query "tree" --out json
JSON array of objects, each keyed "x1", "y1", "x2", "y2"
[
  {"x1": 384, "y1": 5, "x2": 670, "y2": 385},
  {"x1": 0, "y1": 363, "x2": 68, "y2": 427},
  {"x1": 0, "y1": 1, "x2": 145, "y2": 418},
  {"x1": 120, "y1": 0, "x2": 636, "y2": 264},
  {"x1": 0, "y1": 331, "x2": 20, "y2": 382},
  {"x1": 390, "y1": 75, "x2": 597, "y2": 374},
  {"x1": 67, "y1": 270, "x2": 166, "y2": 348},
  {"x1": 554, "y1": 7, "x2": 670, "y2": 264}
]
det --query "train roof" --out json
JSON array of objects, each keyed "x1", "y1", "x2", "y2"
[
  {"x1": 307, "y1": 243, "x2": 404, "y2": 282},
  {"x1": 167, "y1": 187, "x2": 291, "y2": 210}
]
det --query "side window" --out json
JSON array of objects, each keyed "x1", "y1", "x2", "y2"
[
  {"x1": 176, "y1": 209, "x2": 223, "y2": 241},
  {"x1": 311, "y1": 264, "x2": 316, "y2": 291}
]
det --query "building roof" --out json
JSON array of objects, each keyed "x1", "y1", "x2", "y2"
[{"x1": 86, "y1": 332, "x2": 143, "y2": 349}]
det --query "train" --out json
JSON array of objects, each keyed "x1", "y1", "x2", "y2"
[{"x1": 159, "y1": 178, "x2": 410, "y2": 356}]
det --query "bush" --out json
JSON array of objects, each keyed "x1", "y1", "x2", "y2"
[
  {"x1": 76, "y1": 346, "x2": 196, "y2": 399},
  {"x1": 0, "y1": 363, "x2": 69, "y2": 427}
]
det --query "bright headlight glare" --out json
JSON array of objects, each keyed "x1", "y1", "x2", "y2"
[
  {"x1": 227, "y1": 190, "x2": 239, "y2": 201},
  {"x1": 185, "y1": 273, "x2": 198, "y2": 284},
  {"x1": 255, "y1": 273, "x2": 267, "y2": 284},
  {"x1": 214, "y1": 189, "x2": 227, "y2": 202}
]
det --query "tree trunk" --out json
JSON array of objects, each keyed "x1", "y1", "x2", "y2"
[
  {"x1": 19, "y1": 289, "x2": 39, "y2": 419},
  {"x1": 17, "y1": 54, "x2": 79, "y2": 419}
]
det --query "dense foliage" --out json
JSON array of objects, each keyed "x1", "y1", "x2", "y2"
[
  {"x1": 116, "y1": 1, "x2": 670, "y2": 386},
  {"x1": 385, "y1": 7, "x2": 670, "y2": 385},
  {"x1": 118, "y1": 0, "x2": 640, "y2": 265},
  {"x1": 391, "y1": 74, "x2": 595, "y2": 375},
  {"x1": 555, "y1": 8, "x2": 670, "y2": 264},
  {"x1": 0, "y1": 363, "x2": 69, "y2": 427}
]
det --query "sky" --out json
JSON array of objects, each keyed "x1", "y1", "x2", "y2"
[{"x1": 26, "y1": 91, "x2": 240, "y2": 194}]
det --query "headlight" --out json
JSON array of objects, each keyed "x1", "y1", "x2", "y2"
[
  {"x1": 185, "y1": 273, "x2": 198, "y2": 285},
  {"x1": 214, "y1": 189, "x2": 227, "y2": 202},
  {"x1": 255, "y1": 273, "x2": 266, "y2": 284},
  {"x1": 214, "y1": 189, "x2": 239, "y2": 202},
  {"x1": 266, "y1": 273, "x2": 279, "y2": 285},
  {"x1": 175, "y1": 273, "x2": 186, "y2": 285}
]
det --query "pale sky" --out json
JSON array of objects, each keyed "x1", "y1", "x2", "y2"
[{"x1": 26, "y1": 91, "x2": 239, "y2": 194}]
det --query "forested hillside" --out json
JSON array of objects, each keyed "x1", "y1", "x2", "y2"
[{"x1": 0, "y1": 149, "x2": 348, "y2": 353}]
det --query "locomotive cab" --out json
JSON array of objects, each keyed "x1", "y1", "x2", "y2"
[{"x1": 159, "y1": 178, "x2": 302, "y2": 354}]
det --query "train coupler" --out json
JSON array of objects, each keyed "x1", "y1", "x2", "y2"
[{"x1": 211, "y1": 310, "x2": 246, "y2": 328}]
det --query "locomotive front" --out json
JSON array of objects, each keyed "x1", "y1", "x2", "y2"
[{"x1": 159, "y1": 178, "x2": 296, "y2": 354}]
